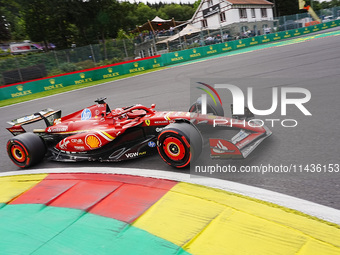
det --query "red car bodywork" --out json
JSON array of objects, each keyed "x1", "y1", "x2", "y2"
[{"x1": 6, "y1": 99, "x2": 271, "y2": 168}]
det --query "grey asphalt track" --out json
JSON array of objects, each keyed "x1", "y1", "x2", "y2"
[{"x1": 1, "y1": 29, "x2": 339, "y2": 209}]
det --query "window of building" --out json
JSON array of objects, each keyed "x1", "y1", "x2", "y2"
[
  {"x1": 241, "y1": 26, "x2": 249, "y2": 33},
  {"x1": 220, "y1": 11, "x2": 226, "y2": 22},
  {"x1": 201, "y1": 19, "x2": 208, "y2": 28},
  {"x1": 208, "y1": 0, "x2": 213, "y2": 7},
  {"x1": 148, "y1": 47, "x2": 154, "y2": 56},
  {"x1": 239, "y1": 8, "x2": 247, "y2": 19},
  {"x1": 261, "y1": 8, "x2": 267, "y2": 18},
  {"x1": 139, "y1": 50, "x2": 145, "y2": 58},
  {"x1": 251, "y1": 8, "x2": 256, "y2": 18}
]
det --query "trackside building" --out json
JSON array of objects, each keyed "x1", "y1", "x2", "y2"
[{"x1": 189, "y1": 0, "x2": 274, "y2": 35}]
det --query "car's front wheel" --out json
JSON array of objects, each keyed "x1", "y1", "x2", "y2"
[
  {"x1": 157, "y1": 122, "x2": 202, "y2": 168},
  {"x1": 7, "y1": 132, "x2": 46, "y2": 168}
]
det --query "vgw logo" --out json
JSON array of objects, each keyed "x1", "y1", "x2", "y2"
[
  {"x1": 125, "y1": 152, "x2": 139, "y2": 158},
  {"x1": 196, "y1": 82, "x2": 312, "y2": 128},
  {"x1": 125, "y1": 151, "x2": 147, "y2": 158}
]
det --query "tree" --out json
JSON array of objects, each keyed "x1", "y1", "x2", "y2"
[
  {"x1": 0, "y1": 0, "x2": 26, "y2": 41},
  {"x1": 0, "y1": 13, "x2": 11, "y2": 42},
  {"x1": 135, "y1": 3, "x2": 157, "y2": 25},
  {"x1": 268, "y1": 0, "x2": 299, "y2": 16},
  {"x1": 157, "y1": 4, "x2": 195, "y2": 21},
  {"x1": 21, "y1": 0, "x2": 51, "y2": 49},
  {"x1": 193, "y1": 0, "x2": 201, "y2": 10}
]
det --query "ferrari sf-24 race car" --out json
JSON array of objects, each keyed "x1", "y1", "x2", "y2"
[{"x1": 6, "y1": 97, "x2": 271, "y2": 169}]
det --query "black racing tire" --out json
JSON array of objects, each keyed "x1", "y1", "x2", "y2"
[
  {"x1": 7, "y1": 132, "x2": 46, "y2": 168},
  {"x1": 189, "y1": 96, "x2": 224, "y2": 116},
  {"x1": 157, "y1": 122, "x2": 202, "y2": 168}
]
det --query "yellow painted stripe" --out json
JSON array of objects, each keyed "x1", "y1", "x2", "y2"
[
  {"x1": 0, "y1": 174, "x2": 47, "y2": 203},
  {"x1": 133, "y1": 186, "x2": 226, "y2": 246},
  {"x1": 134, "y1": 182, "x2": 340, "y2": 255},
  {"x1": 100, "y1": 130, "x2": 115, "y2": 140},
  {"x1": 174, "y1": 183, "x2": 340, "y2": 249}
]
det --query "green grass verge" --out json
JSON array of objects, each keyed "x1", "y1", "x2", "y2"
[{"x1": 0, "y1": 67, "x2": 167, "y2": 108}]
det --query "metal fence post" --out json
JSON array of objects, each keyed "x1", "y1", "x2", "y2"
[
  {"x1": 123, "y1": 39, "x2": 129, "y2": 58},
  {"x1": 53, "y1": 50, "x2": 60, "y2": 68},
  {"x1": 284, "y1": 15, "x2": 287, "y2": 31},
  {"x1": 14, "y1": 57, "x2": 23, "y2": 82},
  {"x1": 89, "y1": 44, "x2": 96, "y2": 64}
]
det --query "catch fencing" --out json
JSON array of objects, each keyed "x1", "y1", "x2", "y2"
[{"x1": 1, "y1": 18, "x2": 340, "y2": 101}]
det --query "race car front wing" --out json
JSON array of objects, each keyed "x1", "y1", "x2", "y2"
[{"x1": 209, "y1": 125, "x2": 272, "y2": 159}]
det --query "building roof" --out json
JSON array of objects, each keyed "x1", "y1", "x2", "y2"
[
  {"x1": 157, "y1": 24, "x2": 202, "y2": 44},
  {"x1": 227, "y1": 0, "x2": 273, "y2": 5},
  {"x1": 131, "y1": 16, "x2": 185, "y2": 33}
]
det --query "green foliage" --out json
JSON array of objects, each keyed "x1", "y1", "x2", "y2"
[
  {"x1": 267, "y1": 0, "x2": 299, "y2": 16},
  {"x1": 2, "y1": 0, "x2": 340, "y2": 47},
  {"x1": 97, "y1": 57, "x2": 122, "y2": 66},
  {"x1": 117, "y1": 29, "x2": 135, "y2": 41},
  {"x1": 75, "y1": 60, "x2": 96, "y2": 70},
  {"x1": 0, "y1": 13, "x2": 11, "y2": 41},
  {"x1": 187, "y1": 43, "x2": 200, "y2": 49},
  {"x1": 58, "y1": 62, "x2": 78, "y2": 73},
  {"x1": 193, "y1": 0, "x2": 201, "y2": 10},
  {"x1": 0, "y1": 42, "x2": 128, "y2": 85},
  {"x1": 0, "y1": 0, "x2": 198, "y2": 47},
  {"x1": 157, "y1": 4, "x2": 195, "y2": 21},
  {"x1": 135, "y1": 3, "x2": 157, "y2": 25}
]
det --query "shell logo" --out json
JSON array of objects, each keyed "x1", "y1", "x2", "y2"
[
  {"x1": 85, "y1": 135, "x2": 101, "y2": 149},
  {"x1": 53, "y1": 118, "x2": 61, "y2": 125}
]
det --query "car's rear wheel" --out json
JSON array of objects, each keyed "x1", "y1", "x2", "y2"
[
  {"x1": 7, "y1": 132, "x2": 46, "y2": 168},
  {"x1": 157, "y1": 122, "x2": 202, "y2": 168}
]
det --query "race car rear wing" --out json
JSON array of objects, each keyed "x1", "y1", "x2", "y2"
[{"x1": 7, "y1": 109, "x2": 61, "y2": 135}]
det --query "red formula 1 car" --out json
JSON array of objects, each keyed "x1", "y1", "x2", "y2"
[{"x1": 6, "y1": 97, "x2": 271, "y2": 169}]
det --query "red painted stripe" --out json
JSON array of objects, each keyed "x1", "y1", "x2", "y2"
[
  {"x1": 9, "y1": 179, "x2": 79, "y2": 205},
  {"x1": 45, "y1": 173, "x2": 177, "y2": 190},
  {"x1": 89, "y1": 183, "x2": 171, "y2": 223},
  {"x1": 48, "y1": 180, "x2": 122, "y2": 210},
  {"x1": 10, "y1": 173, "x2": 177, "y2": 223}
]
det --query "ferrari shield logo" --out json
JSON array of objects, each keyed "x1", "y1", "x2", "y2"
[{"x1": 145, "y1": 119, "x2": 150, "y2": 126}]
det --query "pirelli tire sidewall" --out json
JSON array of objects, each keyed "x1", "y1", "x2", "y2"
[
  {"x1": 157, "y1": 122, "x2": 202, "y2": 168},
  {"x1": 7, "y1": 132, "x2": 46, "y2": 168}
]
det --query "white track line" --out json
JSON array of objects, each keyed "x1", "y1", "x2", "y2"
[{"x1": 1, "y1": 167, "x2": 339, "y2": 225}]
